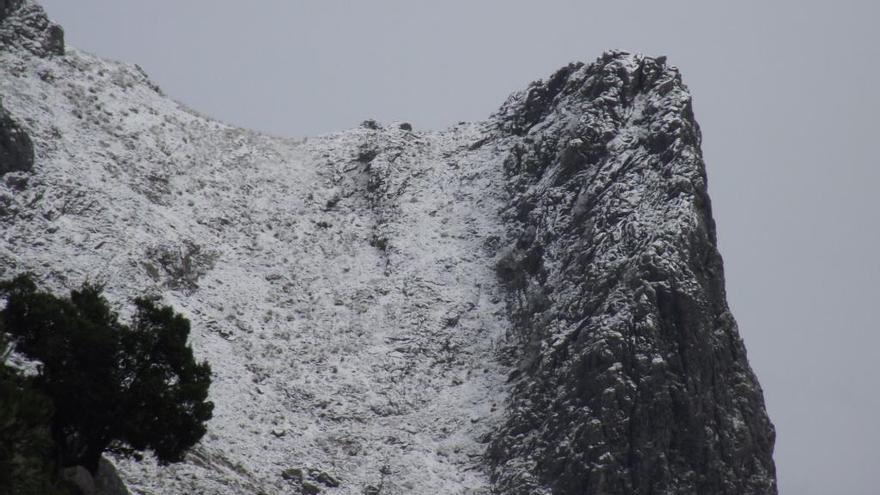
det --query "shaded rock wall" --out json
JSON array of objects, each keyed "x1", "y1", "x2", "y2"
[
  {"x1": 0, "y1": 99, "x2": 33, "y2": 175},
  {"x1": 62, "y1": 457, "x2": 132, "y2": 495},
  {"x1": 488, "y1": 52, "x2": 776, "y2": 495}
]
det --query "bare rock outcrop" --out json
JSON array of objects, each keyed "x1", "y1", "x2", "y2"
[
  {"x1": 0, "y1": 99, "x2": 33, "y2": 175},
  {"x1": 0, "y1": 0, "x2": 63, "y2": 57},
  {"x1": 487, "y1": 51, "x2": 776, "y2": 495}
]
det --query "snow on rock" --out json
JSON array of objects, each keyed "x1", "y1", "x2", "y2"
[
  {"x1": 486, "y1": 52, "x2": 777, "y2": 494},
  {"x1": 0, "y1": 5, "x2": 777, "y2": 494},
  {"x1": 0, "y1": 0, "x2": 63, "y2": 57},
  {"x1": 0, "y1": 37, "x2": 513, "y2": 495}
]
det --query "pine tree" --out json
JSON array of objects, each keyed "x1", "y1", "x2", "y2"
[{"x1": 0, "y1": 275, "x2": 213, "y2": 473}]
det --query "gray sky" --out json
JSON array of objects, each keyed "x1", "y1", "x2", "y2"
[{"x1": 39, "y1": 1, "x2": 880, "y2": 493}]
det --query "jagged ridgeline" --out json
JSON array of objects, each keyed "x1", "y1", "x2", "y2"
[{"x1": 0, "y1": 1, "x2": 775, "y2": 494}]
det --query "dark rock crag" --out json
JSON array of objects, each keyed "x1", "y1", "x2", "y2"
[
  {"x1": 62, "y1": 457, "x2": 132, "y2": 495},
  {"x1": 487, "y1": 52, "x2": 776, "y2": 494},
  {"x1": 0, "y1": 98, "x2": 33, "y2": 175},
  {"x1": 0, "y1": 0, "x2": 58, "y2": 176},
  {"x1": 0, "y1": 0, "x2": 63, "y2": 57}
]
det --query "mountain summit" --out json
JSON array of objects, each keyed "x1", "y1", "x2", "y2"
[
  {"x1": 487, "y1": 53, "x2": 776, "y2": 494},
  {"x1": 0, "y1": 2, "x2": 775, "y2": 494}
]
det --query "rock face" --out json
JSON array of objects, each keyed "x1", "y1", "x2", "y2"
[
  {"x1": 61, "y1": 457, "x2": 131, "y2": 495},
  {"x1": 94, "y1": 457, "x2": 132, "y2": 495},
  {"x1": 0, "y1": 0, "x2": 64, "y2": 57},
  {"x1": 0, "y1": 99, "x2": 33, "y2": 175},
  {"x1": 487, "y1": 52, "x2": 776, "y2": 494},
  {"x1": 0, "y1": 3, "x2": 775, "y2": 493}
]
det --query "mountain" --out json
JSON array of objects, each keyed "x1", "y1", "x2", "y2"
[{"x1": 0, "y1": 2, "x2": 776, "y2": 494}]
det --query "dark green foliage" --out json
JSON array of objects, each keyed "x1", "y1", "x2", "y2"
[
  {"x1": 0, "y1": 337, "x2": 73, "y2": 495},
  {"x1": 0, "y1": 274, "x2": 213, "y2": 474},
  {"x1": 118, "y1": 297, "x2": 213, "y2": 464},
  {"x1": 1, "y1": 276, "x2": 124, "y2": 472}
]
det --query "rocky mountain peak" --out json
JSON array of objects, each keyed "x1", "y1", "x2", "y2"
[
  {"x1": 0, "y1": 5, "x2": 776, "y2": 493},
  {"x1": 496, "y1": 52, "x2": 680, "y2": 135},
  {"x1": 485, "y1": 50, "x2": 776, "y2": 494},
  {"x1": 0, "y1": 0, "x2": 63, "y2": 57}
]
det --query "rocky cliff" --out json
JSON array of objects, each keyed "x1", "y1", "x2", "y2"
[
  {"x1": 0, "y1": 2, "x2": 775, "y2": 494},
  {"x1": 486, "y1": 53, "x2": 776, "y2": 494},
  {"x1": 0, "y1": 0, "x2": 63, "y2": 57}
]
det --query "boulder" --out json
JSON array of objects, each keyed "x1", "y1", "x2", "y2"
[
  {"x1": 62, "y1": 466, "x2": 96, "y2": 495},
  {"x1": 94, "y1": 458, "x2": 131, "y2": 495}
]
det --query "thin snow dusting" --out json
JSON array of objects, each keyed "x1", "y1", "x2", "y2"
[{"x1": 0, "y1": 45, "x2": 513, "y2": 494}]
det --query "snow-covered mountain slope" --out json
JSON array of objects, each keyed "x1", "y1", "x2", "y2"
[
  {"x1": 0, "y1": 2, "x2": 776, "y2": 494},
  {"x1": 0, "y1": 37, "x2": 513, "y2": 495}
]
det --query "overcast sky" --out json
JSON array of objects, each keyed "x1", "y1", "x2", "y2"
[{"x1": 39, "y1": 1, "x2": 879, "y2": 493}]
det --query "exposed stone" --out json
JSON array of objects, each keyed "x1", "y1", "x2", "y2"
[
  {"x1": 301, "y1": 480, "x2": 321, "y2": 495},
  {"x1": 0, "y1": 0, "x2": 22, "y2": 19},
  {"x1": 0, "y1": 0, "x2": 64, "y2": 56},
  {"x1": 62, "y1": 466, "x2": 96, "y2": 495},
  {"x1": 360, "y1": 119, "x2": 380, "y2": 130},
  {"x1": 94, "y1": 457, "x2": 132, "y2": 495},
  {"x1": 3, "y1": 171, "x2": 28, "y2": 189},
  {"x1": 310, "y1": 468, "x2": 340, "y2": 488},
  {"x1": 0, "y1": 101, "x2": 34, "y2": 176},
  {"x1": 282, "y1": 467, "x2": 304, "y2": 483},
  {"x1": 144, "y1": 240, "x2": 218, "y2": 293},
  {"x1": 487, "y1": 51, "x2": 777, "y2": 495}
]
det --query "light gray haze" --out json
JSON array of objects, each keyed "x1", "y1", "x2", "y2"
[{"x1": 38, "y1": 1, "x2": 880, "y2": 493}]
